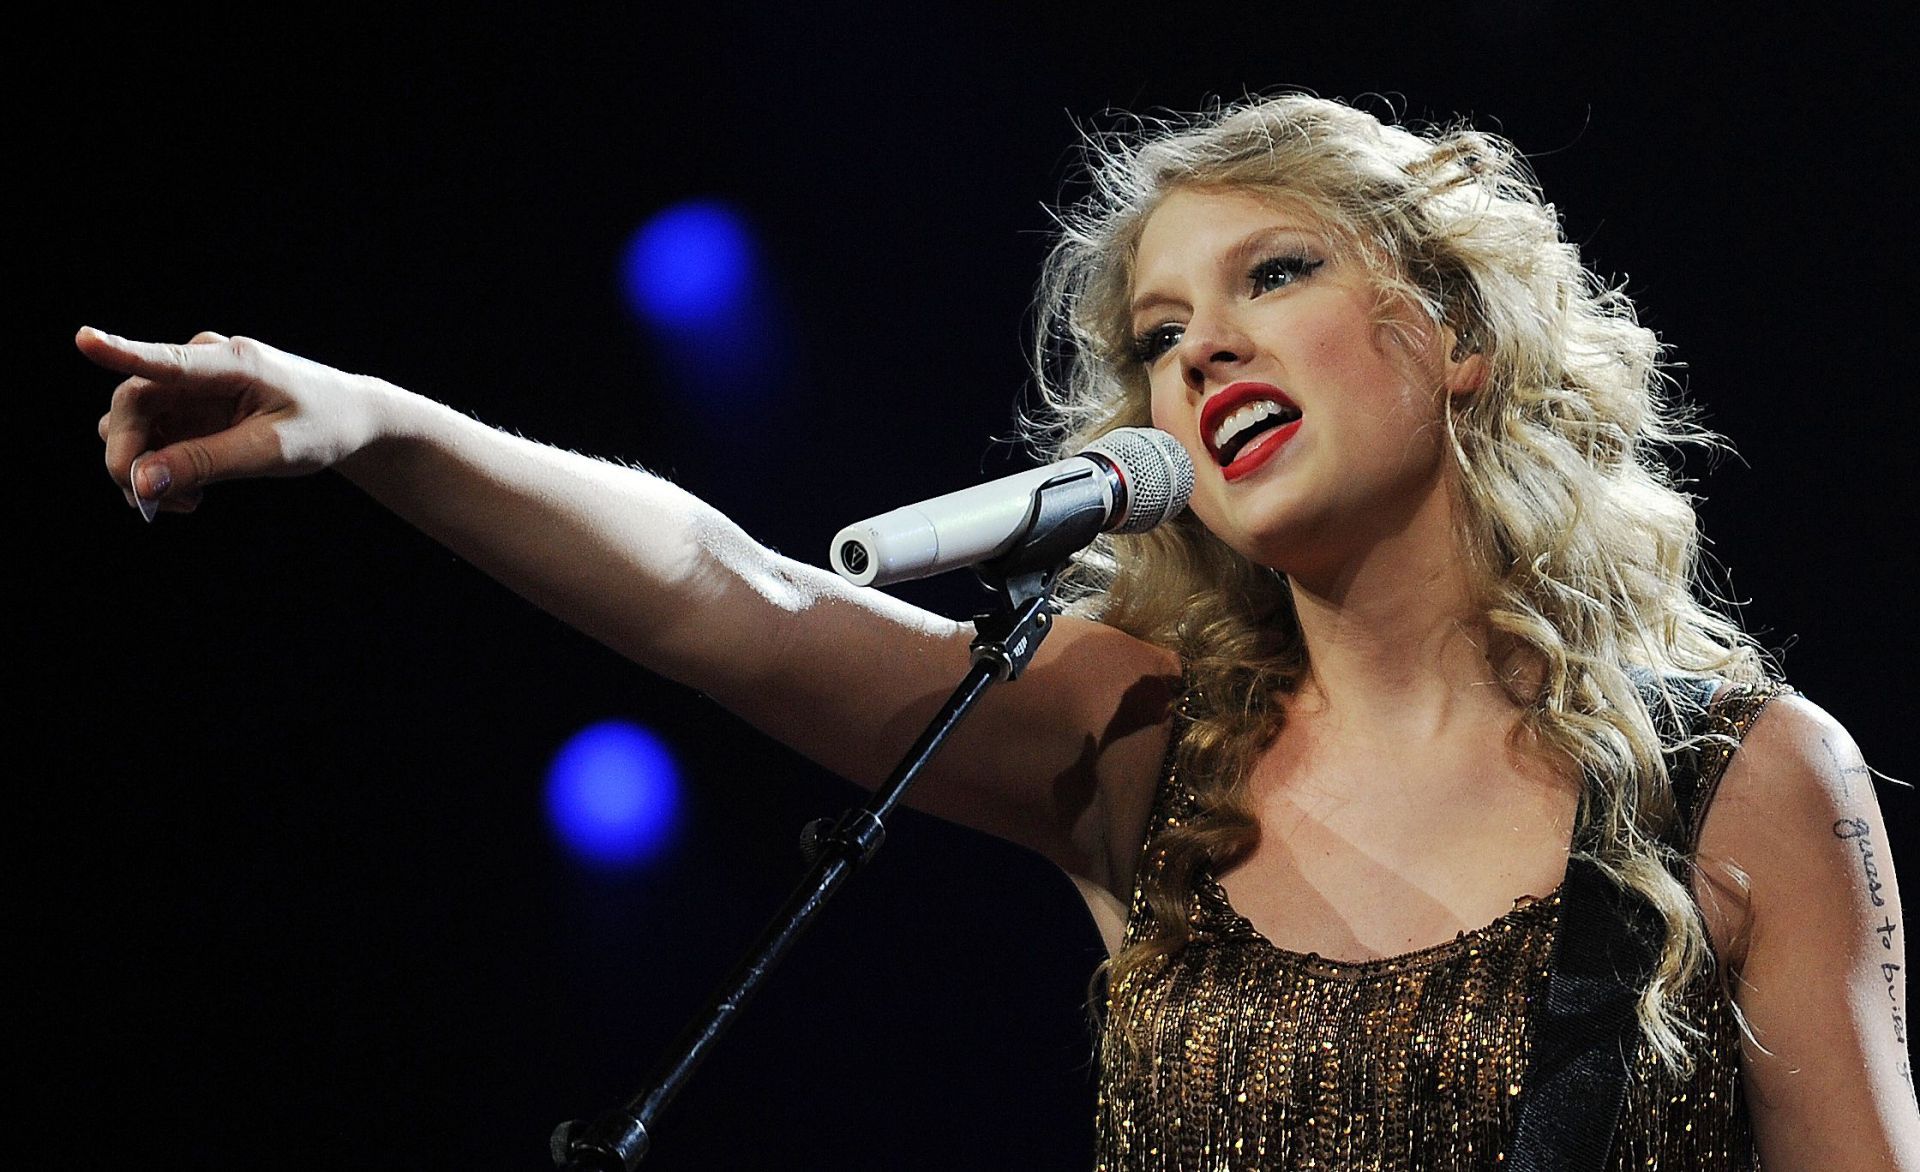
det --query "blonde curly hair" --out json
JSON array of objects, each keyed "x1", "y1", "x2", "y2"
[{"x1": 1024, "y1": 94, "x2": 1768, "y2": 1073}]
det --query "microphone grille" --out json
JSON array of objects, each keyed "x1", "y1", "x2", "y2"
[{"x1": 1085, "y1": 427, "x2": 1194, "y2": 534}]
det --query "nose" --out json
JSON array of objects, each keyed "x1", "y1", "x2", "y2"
[{"x1": 1176, "y1": 309, "x2": 1255, "y2": 393}]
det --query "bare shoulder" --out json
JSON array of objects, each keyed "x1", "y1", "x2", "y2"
[
  {"x1": 1694, "y1": 690, "x2": 1920, "y2": 1167},
  {"x1": 1696, "y1": 692, "x2": 1881, "y2": 897},
  {"x1": 1029, "y1": 612, "x2": 1183, "y2": 689},
  {"x1": 907, "y1": 612, "x2": 1179, "y2": 895},
  {"x1": 1694, "y1": 693, "x2": 1877, "y2": 961},
  {"x1": 1720, "y1": 691, "x2": 1871, "y2": 808},
  {"x1": 997, "y1": 612, "x2": 1180, "y2": 753}
]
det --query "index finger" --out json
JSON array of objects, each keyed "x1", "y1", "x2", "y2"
[{"x1": 74, "y1": 326, "x2": 242, "y2": 383}]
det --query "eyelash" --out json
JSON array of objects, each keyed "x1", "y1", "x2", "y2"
[
  {"x1": 1250, "y1": 252, "x2": 1323, "y2": 294},
  {"x1": 1129, "y1": 251, "x2": 1326, "y2": 364}
]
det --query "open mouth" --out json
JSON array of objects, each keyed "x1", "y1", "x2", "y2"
[
  {"x1": 1210, "y1": 399, "x2": 1303, "y2": 465},
  {"x1": 1201, "y1": 383, "x2": 1303, "y2": 467}
]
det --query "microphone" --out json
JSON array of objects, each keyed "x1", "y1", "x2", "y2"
[{"x1": 829, "y1": 427, "x2": 1195, "y2": 587}]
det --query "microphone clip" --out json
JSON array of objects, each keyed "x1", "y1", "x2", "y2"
[{"x1": 968, "y1": 465, "x2": 1105, "y2": 680}]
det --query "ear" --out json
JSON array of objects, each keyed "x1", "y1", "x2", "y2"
[{"x1": 1443, "y1": 329, "x2": 1488, "y2": 397}]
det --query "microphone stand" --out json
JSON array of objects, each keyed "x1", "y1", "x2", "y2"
[{"x1": 550, "y1": 467, "x2": 1115, "y2": 1171}]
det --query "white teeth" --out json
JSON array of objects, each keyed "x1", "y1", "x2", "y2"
[{"x1": 1212, "y1": 400, "x2": 1286, "y2": 453}]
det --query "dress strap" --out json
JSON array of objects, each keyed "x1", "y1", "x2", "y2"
[
  {"x1": 1508, "y1": 850, "x2": 1658, "y2": 1172},
  {"x1": 1510, "y1": 674, "x2": 1781, "y2": 1172}
]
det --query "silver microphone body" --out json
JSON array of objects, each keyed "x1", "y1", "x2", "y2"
[{"x1": 829, "y1": 427, "x2": 1194, "y2": 588}]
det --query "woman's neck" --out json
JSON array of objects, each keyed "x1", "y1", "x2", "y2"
[{"x1": 1281, "y1": 506, "x2": 1516, "y2": 743}]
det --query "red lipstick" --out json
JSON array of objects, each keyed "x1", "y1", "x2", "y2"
[
  {"x1": 1198, "y1": 382, "x2": 1303, "y2": 480},
  {"x1": 1221, "y1": 418, "x2": 1301, "y2": 481}
]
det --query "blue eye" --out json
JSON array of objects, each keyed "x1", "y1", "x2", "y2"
[
  {"x1": 1130, "y1": 323, "x2": 1184, "y2": 364},
  {"x1": 1249, "y1": 253, "x2": 1323, "y2": 294}
]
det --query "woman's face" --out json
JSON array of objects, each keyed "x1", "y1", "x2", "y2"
[{"x1": 1131, "y1": 186, "x2": 1480, "y2": 579}]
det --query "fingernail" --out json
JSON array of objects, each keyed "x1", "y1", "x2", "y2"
[{"x1": 131, "y1": 455, "x2": 169, "y2": 523}]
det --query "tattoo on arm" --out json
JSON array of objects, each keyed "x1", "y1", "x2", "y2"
[
  {"x1": 1879, "y1": 962, "x2": 1907, "y2": 1046},
  {"x1": 1820, "y1": 734, "x2": 1875, "y2": 801},
  {"x1": 1835, "y1": 818, "x2": 1887, "y2": 907},
  {"x1": 1831, "y1": 814, "x2": 1911, "y2": 1094}
]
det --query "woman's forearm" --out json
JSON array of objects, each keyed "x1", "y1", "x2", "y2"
[{"x1": 338, "y1": 381, "x2": 827, "y2": 698}]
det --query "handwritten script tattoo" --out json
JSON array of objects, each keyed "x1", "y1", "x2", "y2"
[
  {"x1": 1879, "y1": 962, "x2": 1908, "y2": 1046},
  {"x1": 1834, "y1": 818, "x2": 1887, "y2": 907},
  {"x1": 1835, "y1": 818, "x2": 1910, "y2": 1088}
]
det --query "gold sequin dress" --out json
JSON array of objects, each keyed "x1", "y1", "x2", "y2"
[{"x1": 1094, "y1": 686, "x2": 1777, "y2": 1171}]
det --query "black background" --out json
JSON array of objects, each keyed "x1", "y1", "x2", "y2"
[{"x1": 19, "y1": 5, "x2": 1916, "y2": 1168}]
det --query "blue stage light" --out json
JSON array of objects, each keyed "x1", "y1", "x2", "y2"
[
  {"x1": 621, "y1": 201, "x2": 755, "y2": 330},
  {"x1": 546, "y1": 720, "x2": 682, "y2": 867}
]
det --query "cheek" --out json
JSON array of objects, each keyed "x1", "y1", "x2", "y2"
[
  {"x1": 1309, "y1": 315, "x2": 1444, "y2": 425},
  {"x1": 1147, "y1": 383, "x2": 1202, "y2": 453},
  {"x1": 1302, "y1": 309, "x2": 1388, "y2": 380},
  {"x1": 1147, "y1": 381, "x2": 1179, "y2": 433}
]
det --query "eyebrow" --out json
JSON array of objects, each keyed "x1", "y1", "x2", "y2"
[{"x1": 1128, "y1": 226, "x2": 1322, "y2": 320}]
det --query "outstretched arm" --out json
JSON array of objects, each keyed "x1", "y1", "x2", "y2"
[
  {"x1": 1698, "y1": 695, "x2": 1920, "y2": 1170},
  {"x1": 81, "y1": 327, "x2": 1178, "y2": 892}
]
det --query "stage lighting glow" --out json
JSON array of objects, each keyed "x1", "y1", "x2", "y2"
[
  {"x1": 546, "y1": 720, "x2": 681, "y2": 867},
  {"x1": 621, "y1": 201, "x2": 755, "y2": 329}
]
